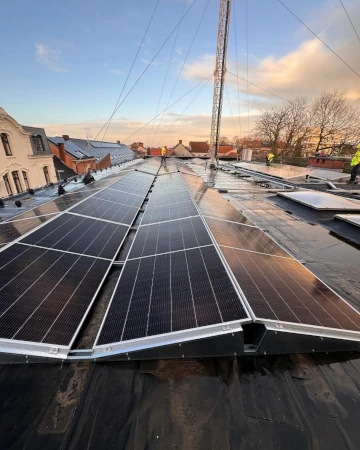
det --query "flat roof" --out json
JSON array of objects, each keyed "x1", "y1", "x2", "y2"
[{"x1": 278, "y1": 190, "x2": 360, "y2": 211}]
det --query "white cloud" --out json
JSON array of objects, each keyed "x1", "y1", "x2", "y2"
[
  {"x1": 35, "y1": 44, "x2": 68, "y2": 73},
  {"x1": 182, "y1": 2, "x2": 360, "y2": 104},
  {"x1": 109, "y1": 69, "x2": 122, "y2": 75},
  {"x1": 141, "y1": 59, "x2": 158, "y2": 66}
]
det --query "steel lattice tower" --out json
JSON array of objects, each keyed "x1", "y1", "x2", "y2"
[{"x1": 210, "y1": 0, "x2": 232, "y2": 164}]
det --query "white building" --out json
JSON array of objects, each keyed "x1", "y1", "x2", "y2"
[{"x1": 0, "y1": 108, "x2": 56, "y2": 198}]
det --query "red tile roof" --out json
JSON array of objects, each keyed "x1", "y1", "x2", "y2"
[{"x1": 189, "y1": 141, "x2": 209, "y2": 153}]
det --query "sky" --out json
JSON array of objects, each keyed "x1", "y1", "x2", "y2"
[{"x1": 1, "y1": 0, "x2": 359, "y2": 146}]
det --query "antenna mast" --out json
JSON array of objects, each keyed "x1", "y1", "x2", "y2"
[{"x1": 210, "y1": 0, "x2": 232, "y2": 166}]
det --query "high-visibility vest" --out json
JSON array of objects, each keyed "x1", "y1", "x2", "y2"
[
  {"x1": 267, "y1": 153, "x2": 275, "y2": 162},
  {"x1": 351, "y1": 150, "x2": 360, "y2": 166},
  {"x1": 161, "y1": 147, "x2": 166, "y2": 156}
]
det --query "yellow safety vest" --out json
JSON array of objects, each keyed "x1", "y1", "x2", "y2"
[
  {"x1": 161, "y1": 147, "x2": 166, "y2": 156},
  {"x1": 351, "y1": 150, "x2": 360, "y2": 166},
  {"x1": 268, "y1": 153, "x2": 275, "y2": 162}
]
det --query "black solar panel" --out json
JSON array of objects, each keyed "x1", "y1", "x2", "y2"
[
  {"x1": 0, "y1": 244, "x2": 109, "y2": 345},
  {"x1": 69, "y1": 197, "x2": 138, "y2": 225},
  {"x1": 0, "y1": 215, "x2": 57, "y2": 245},
  {"x1": 129, "y1": 216, "x2": 212, "y2": 258},
  {"x1": 206, "y1": 217, "x2": 290, "y2": 258},
  {"x1": 8, "y1": 191, "x2": 95, "y2": 220},
  {"x1": 147, "y1": 191, "x2": 191, "y2": 207},
  {"x1": 183, "y1": 174, "x2": 253, "y2": 225},
  {"x1": 141, "y1": 200, "x2": 198, "y2": 225},
  {"x1": 108, "y1": 184, "x2": 150, "y2": 196},
  {"x1": 21, "y1": 213, "x2": 127, "y2": 259},
  {"x1": 93, "y1": 190, "x2": 144, "y2": 207},
  {"x1": 220, "y1": 246, "x2": 360, "y2": 331},
  {"x1": 97, "y1": 245, "x2": 249, "y2": 345}
]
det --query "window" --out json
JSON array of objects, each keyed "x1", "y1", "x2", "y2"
[
  {"x1": 12, "y1": 170, "x2": 23, "y2": 194},
  {"x1": 43, "y1": 166, "x2": 50, "y2": 184},
  {"x1": 33, "y1": 135, "x2": 46, "y2": 152},
  {"x1": 3, "y1": 173, "x2": 13, "y2": 195},
  {"x1": 1, "y1": 133, "x2": 12, "y2": 156},
  {"x1": 22, "y1": 171, "x2": 30, "y2": 190}
]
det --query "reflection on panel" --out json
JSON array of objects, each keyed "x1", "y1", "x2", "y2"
[
  {"x1": 206, "y1": 217, "x2": 289, "y2": 257},
  {"x1": 141, "y1": 200, "x2": 198, "y2": 225},
  {"x1": 0, "y1": 215, "x2": 57, "y2": 245},
  {"x1": 221, "y1": 246, "x2": 360, "y2": 332},
  {"x1": 279, "y1": 191, "x2": 360, "y2": 211}
]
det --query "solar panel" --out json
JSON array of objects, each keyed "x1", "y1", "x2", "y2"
[
  {"x1": 0, "y1": 244, "x2": 109, "y2": 346},
  {"x1": 220, "y1": 246, "x2": 360, "y2": 332},
  {"x1": 69, "y1": 197, "x2": 138, "y2": 225},
  {"x1": 0, "y1": 215, "x2": 57, "y2": 245},
  {"x1": 147, "y1": 191, "x2": 191, "y2": 207},
  {"x1": 129, "y1": 216, "x2": 213, "y2": 259},
  {"x1": 20, "y1": 213, "x2": 128, "y2": 259},
  {"x1": 96, "y1": 245, "x2": 249, "y2": 346},
  {"x1": 108, "y1": 184, "x2": 151, "y2": 197},
  {"x1": 141, "y1": 200, "x2": 199, "y2": 225},
  {"x1": 92, "y1": 190, "x2": 144, "y2": 207},
  {"x1": 89, "y1": 141, "x2": 123, "y2": 149},
  {"x1": 278, "y1": 191, "x2": 360, "y2": 211},
  {"x1": 182, "y1": 174, "x2": 254, "y2": 225},
  {"x1": 205, "y1": 217, "x2": 290, "y2": 258},
  {"x1": 335, "y1": 214, "x2": 360, "y2": 228}
]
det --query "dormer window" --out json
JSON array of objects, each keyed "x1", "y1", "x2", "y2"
[
  {"x1": 33, "y1": 135, "x2": 46, "y2": 152},
  {"x1": 1, "y1": 133, "x2": 12, "y2": 156}
]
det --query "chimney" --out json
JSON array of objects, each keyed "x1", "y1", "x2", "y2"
[
  {"x1": 62, "y1": 135, "x2": 70, "y2": 141},
  {"x1": 179, "y1": 139, "x2": 182, "y2": 144},
  {"x1": 58, "y1": 142, "x2": 66, "y2": 162},
  {"x1": 117, "y1": 140, "x2": 121, "y2": 144}
]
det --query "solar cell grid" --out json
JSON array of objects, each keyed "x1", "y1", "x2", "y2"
[
  {"x1": 141, "y1": 200, "x2": 198, "y2": 225},
  {"x1": 0, "y1": 215, "x2": 57, "y2": 245},
  {"x1": 69, "y1": 197, "x2": 138, "y2": 224},
  {"x1": 20, "y1": 213, "x2": 128, "y2": 259},
  {"x1": 220, "y1": 246, "x2": 360, "y2": 332},
  {"x1": 206, "y1": 217, "x2": 290, "y2": 258},
  {"x1": 96, "y1": 246, "x2": 249, "y2": 345},
  {"x1": 92, "y1": 190, "x2": 144, "y2": 207},
  {"x1": 0, "y1": 244, "x2": 109, "y2": 346},
  {"x1": 108, "y1": 184, "x2": 150, "y2": 196},
  {"x1": 129, "y1": 216, "x2": 212, "y2": 259},
  {"x1": 147, "y1": 191, "x2": 191, "y2": 207}
]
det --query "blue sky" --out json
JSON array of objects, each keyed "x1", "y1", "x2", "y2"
[{"x1": 1, "y1": 0, "x2": 359, "y2": 145}]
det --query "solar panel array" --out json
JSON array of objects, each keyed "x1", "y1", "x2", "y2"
[
  {"x1": 95, "y1": 172, "x2": 250, "y2": 350},
  {"x1": 184, "y1": 174, "x2": 360, "y2": 338},
  {"x1": 0, "y1": 171, "x2": 154, "y2": 355}
]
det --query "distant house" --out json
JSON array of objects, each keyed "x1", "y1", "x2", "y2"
[
  {"x1": 218, "y1": 145, "x2": 233, "y2": 154},
  {"x1": 0, "y1": 107, "x2": 56, "y2": 198},
  {"x1": 189, "y1": 141, "x2": 209, "y2": 153},
  {"x1": 148, "y1": 147, "x2": 171, "y2": 157},
  {"x1": 169, "y1": 140, "x2": 193, "y2": 157},
  {"x1": 130, "y1": 142, "x2": 147, "y2": 158},
  {"x1": 48, "y1": 135, "x2": 133, "y2": 175}
]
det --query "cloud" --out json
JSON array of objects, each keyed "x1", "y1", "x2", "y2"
[
  {"x1": 109, "y1": 69, "x2": 122, "y2": 75},
  {"x1": 35, "y1": 44, "x2": 68, "y2": 73},
  {"x1": 182, "y1": 2, "x2": 360, "y2": 105},
  {"x1": 176, "y1": 47, "x2": 183, "y2": 56},
  {"x1": 141, "y1": 59, "x2": 158, "y2": 66}
]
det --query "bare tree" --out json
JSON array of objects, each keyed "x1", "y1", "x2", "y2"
[
  {"x1": 312, "y1": 91, "x2": 360, "y2": 152},
  {"x1": 218, "y1": 136, "x2": 230, "y2": 145},
  {"x1": 255, "y1": 106, "x2": 288, "y2": 154},
  {"x1": 282, "y1": 97, "x2": 313, "y2": 157}
]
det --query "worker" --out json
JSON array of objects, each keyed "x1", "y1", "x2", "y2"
[
  {"x1": 161, "y1": 146, "x2": 167, "y2": 167},
  {"x1": 266, "y1": 152, "x2": 275, "y2": 166},
  {"x1": 347, "y1": 144, "x2": 360, "y2": 184}
]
